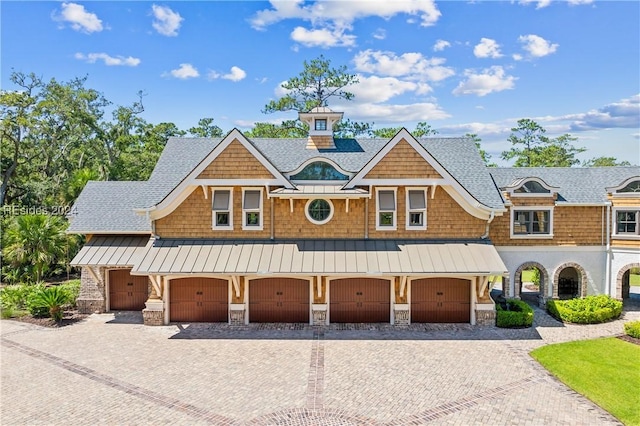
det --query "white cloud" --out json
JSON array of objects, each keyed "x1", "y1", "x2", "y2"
[
  {"x1": 208, "y1": 66, "x2": 247, "y2": 82},
  {"x1": 512, "y1": 53, "x2": 523, "y2": 61},
  {"x1": 452, "y1": 66, "x2": 517, "y2": 97},
  {"x1": 250, "y1": 0, "x2": 440, "y2": 48},
  {"x1": 349, "y1": 75, "x2": 431, "y2": 103},
  {"x1": 353, "y1": 49, "x2": 455, "y2": 82},
  {"x1": 518, "y1": 0, "x2": 552, "y2": 9},
  {"x1": 518, "y1": 34, "x2": 558, "y2": 58},
  {"x1": 75, "y1": 52, "x2": 140, "y2": 66},
  {"x1": 55, "y1": 2, "x2": 103, "y2": 33},
  {"x1": 151, "y1": 4, "x2": 183, "y2": 36},
  {"x1": 341, "y1": 102, "x2": 450, "y2": 122},
  {"x1": 164, "y1": 63, "x2": 199, "y2": 79},
  {"x1": 563, "y1": 94, "x2": 640, "y2": 131},
  {"x1": 251, "y1": 0, "x2": 441, "y2": 29},
  {"x1": 473, "y1": 38, "x2": 503, "y2": 59},
  {"x1": 568, "y1": 0, "x2": 595, "y2": 5},
  {"x1": 433, "y1": 39, "x2": 451, "y2": 52},
  {"x1": 291, "y1": 26, "x2": 356, "y2": 48},
  {"x1": 372, "y1": 28, "x2": 387, "y2": 40}
]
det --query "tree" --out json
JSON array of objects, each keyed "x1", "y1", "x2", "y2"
[
  {"x1": 465, "y1": 133, "x2": 496, "y2": 167},
  {"x1": 2, "y1": 214, "x2": 67, "y2": 282},
  {"x1": 245, "y1": 120, "x2": 308, "y2": 138},
  {"x1": 583, "y1": 156, "x2": 632, "y2": 167},
  {"x1": 501, "y1": 119, "x2": 549, "y2": 167},
  {"x1": 188, "y1": 118, "x2": 224, "y2": 138},
  {"x1": 372, "y1": 122, "x2": 439, "y2": 139},
  {"x1": 263, "y1": 55, "x2": 359, "y2": 113},
  {"x1": 501, "y1": 119, "x2": 586, "y2": 167}
]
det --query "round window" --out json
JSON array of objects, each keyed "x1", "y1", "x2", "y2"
[{"x1": 305, "y1": 199, "x2": 334, "y2": 225}]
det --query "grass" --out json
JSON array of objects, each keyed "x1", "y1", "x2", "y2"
[
  {"x1": 521, "y1": 270, "x2": 535, "y2": 282},
  {"x1": 631, "y1": 273, "x2": 640, "y2": 286},
  {"x1": 531, "y1": 338, "x2": 640, "y2": 425}
]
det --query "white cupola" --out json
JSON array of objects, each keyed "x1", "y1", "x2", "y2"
[{"x1": 298, "y1": 106, "x2": 344, "y2": 150}]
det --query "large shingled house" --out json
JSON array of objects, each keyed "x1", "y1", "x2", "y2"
[{"x1": 68, "y1": 108, "x2": 640, "y2": 326}]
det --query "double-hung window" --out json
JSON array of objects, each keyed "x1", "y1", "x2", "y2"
[
  {"x1": 212, "y1": 189, "x2": 232, "y2": 230},
  {"x1": 406, "y1": 189, "x2": 427, "y2": 230},
  {"x1": 615, "y1": 210, "x2": 639, "y2": 236},
  {"x1": 376, "y1": 188, "x2": 397, "y2": 230},
  {"x1": 511, "y1": 208, "x2": 552, "y2": 238},
  {"x1": 242, "y1": 188, "x2": 263, "y2": 230}
]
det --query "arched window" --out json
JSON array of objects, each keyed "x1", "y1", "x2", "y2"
[
  {"x1": 513, "y1": 180, "x2": 551, "y2": 194},
  {"x1": 290, "y1": 161, "x2": 349, "y2": 181},
  {"x1": 618, "y1": 180, "x2": 640, "y2": 193}
]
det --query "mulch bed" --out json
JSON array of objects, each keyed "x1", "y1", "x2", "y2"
[
  {"x1": 617, "y1": 334, "x2": 640, "y2": 346},
  {"x1": 10, "y1": 309, "x2": 88, "y2": 328}
]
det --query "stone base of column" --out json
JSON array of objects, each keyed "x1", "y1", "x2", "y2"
[
  {"x1": 229, "y1": 304, "x2": 246, "y2": 326},
  {"x1": 77, "y1": 298, "x2": 105, "y2": 314},
  {"x1": 312, "y1": 304, "x2": 327, "y2": 326},
  {"x1": 394, "y1": 304, "x2": 410, "y2": 326},
  {"x1": 475, "y1": 309, "x2": 496, "y2": 326}
]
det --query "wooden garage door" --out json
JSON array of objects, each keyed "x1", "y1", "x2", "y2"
[
  {"x1": 109, "y1": 269, "x2": 148, "y2": 311},
  {"x1": 249, "y1": 278, "x2": 309, "y2": 323},
  {"x1": 411, "y1": 278, "x2": 470, "y2": 323},
  {"x1": 330, "y1": 278, "x2": 390, "y2": 323},
  {"x1": 170, "y1": 278, "x2": 228, "y2": 322}
]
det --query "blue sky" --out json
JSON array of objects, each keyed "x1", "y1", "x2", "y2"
[{"x1": 2, "y1": 0, "x2": 639, "y2": 165}]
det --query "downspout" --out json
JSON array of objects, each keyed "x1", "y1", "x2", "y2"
[
  {"x1": 270, "y1": 196, "x2": 275, "y2": 240},
  {"x1": 481, "y1": 210, "x2": 495, "y2": 239},
  {"x1": 605, "y1": 202, "x2": 612, "y2": 297},
  {"x1": 364, "y1": 194, "x2": 369, "y2": 239}
]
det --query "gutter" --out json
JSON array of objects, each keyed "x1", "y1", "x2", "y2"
[{"x1": 605, "y1": 201, "x2": 612, "y2": 297}]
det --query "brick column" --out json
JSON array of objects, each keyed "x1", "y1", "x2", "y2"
[{"x1": 77, "y1": 266, "x2": 106, "y2": 314}]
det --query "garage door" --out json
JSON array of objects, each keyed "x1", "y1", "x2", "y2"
[
  {"x1": 411, "y1": 278, "x2": 470, "y2": 323},
  {"x1": 249, "y1": 278, "x2": 309, "y2": 323},
  {"x1": 170, "y1": 278, "x2": 228, "y2": 322},
  {"x1": 330, "y1": 278, "x2": 390, "y2": 323},
  {"x1": 109, "y1": 269, "x2": 148, "y2": 311}
]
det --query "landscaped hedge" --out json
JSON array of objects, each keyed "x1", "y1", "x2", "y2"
[
  {"x1": 624, "y1": 320, "x2": 640, "y2": 339},
  {"x1": 547, "y1": 295, "x2": 622, "y2": 324},
  {"x1": 496, "y1": 299, "x2": 534, "y2": 328}
]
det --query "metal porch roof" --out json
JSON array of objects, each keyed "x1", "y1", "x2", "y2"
[
  {"x1": 131, "y1": 239, "x2": 507, "y2": 276},
  {"x1": 71, "y1": 236, "x2": 151, "y2": 267}
]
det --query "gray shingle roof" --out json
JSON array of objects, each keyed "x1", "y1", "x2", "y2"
[
  {"x1": 136, "y1": 137, "x2": 224, "y2": 208},
  {"x1": 490, "y1": 167, "x2": 640, "y2": 204},
  {"x1": 67, "y1": 181, "x2": 151, "y2": 233}
]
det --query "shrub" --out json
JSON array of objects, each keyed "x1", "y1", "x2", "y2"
[
  {"x1": 547, "y1": 295, "x2": 622, "y2": 324},
  {"x1": 29, "y1": 286, "x2": 70, "y2": 322},
  {"x1": 624, "y1": 320, "x2": 640, "y2": 339},
  {"x1": 59, "y1": 280, "x2": 81, "y2": 307},
  {"x1": 496, "y1": 299, "x2": 534, "y2": 328}
]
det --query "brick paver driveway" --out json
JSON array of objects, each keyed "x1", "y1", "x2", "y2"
[{"x1": 2, "y1": 303, "x2": 638, "y2": 425}]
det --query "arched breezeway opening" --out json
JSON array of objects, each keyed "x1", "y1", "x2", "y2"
[
  {"x1": 513, "y1": 262, "x2": 549, "y2": 307},
  {"x1": 617, "y1": 263, "x2": 640, "y2": 304},
  {"x1": 553, "y1": 262, "x2": 588, "y2": 300}
]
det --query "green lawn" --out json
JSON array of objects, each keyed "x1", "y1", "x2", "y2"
[
  {"x1": 522, "y1": 270, "x2": 535, "y2": 282},
  {"x1": 531, "y1": 338, "x2": 640, "y2": 425},
  {"x1": 631, "y1": 273, "x2": 640, "y2": 286}
]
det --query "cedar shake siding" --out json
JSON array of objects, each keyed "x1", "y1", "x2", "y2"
[
  {"x1": 364, "y1": 139, "x2": 443, "y2": 179},
  {"x1": 197, "y1": 139, "x2": 276, "y2": 180}
]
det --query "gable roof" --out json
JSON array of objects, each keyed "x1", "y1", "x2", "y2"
[
  {"x1": 67, "y1": 181, "x2": 151, "y2": 234},
  {"x1": 490, "y1": 167, "x2": 640, "y2": 204}
]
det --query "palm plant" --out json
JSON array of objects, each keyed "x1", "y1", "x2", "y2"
[
  {"x1": 30, "y1": 286, "x2": 69, "y2": 322},
  {"x1": 2, "y1": 214, "x2": 66, "y2": 282}
]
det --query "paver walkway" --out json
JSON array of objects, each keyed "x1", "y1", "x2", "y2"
[{"x1": 1, "y1": 303, "x2": 638, "y2": 425}]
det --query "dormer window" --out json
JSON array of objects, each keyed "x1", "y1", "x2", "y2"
[
  {"x1": 506, "y1": 177, "x2": 557, "y2": 198},
  {"x1": 618, "y1": 180, "x2": 640, "y2": 193},
  {"x1": 315, "y1": 119, "x2": 327, "y2": 131},
  {"x1": 513, "y1": 181, "x2": 550, "y2": 194},
  {"x1": 289, "y1": 161, "x2": 349, "y2": 181}
]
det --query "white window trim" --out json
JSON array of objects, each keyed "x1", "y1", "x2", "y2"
[
  {"x1": 242, "y1": 187, "x2": 263, "y2": 231},
  {"x1": 376, "y1": 187, "x2": 397, "y2": 231},
  {"x1": 405, "y1": 187, "x2": 428, "y2": 230},
  {"x1": 211, "y1": 187, "x2": 233, "y2": 230},
  {"x1": 510, "y1": 206, "x2": 554, "y2": 239},
  {"x1": 305, "y1": 199, "x2": 334, "y2": 225},
  {"x1": 612, "y1": 207, "x2": 640, "y2": 239}
]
